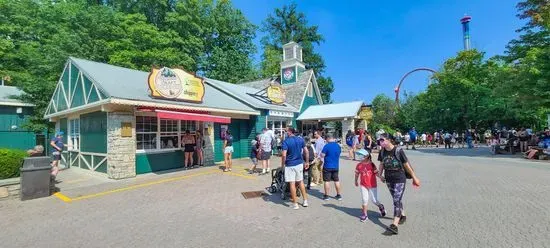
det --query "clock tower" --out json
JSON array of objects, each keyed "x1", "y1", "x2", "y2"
[{"x1": 280, "y1": 41, "x2": 306, "y2": 84}]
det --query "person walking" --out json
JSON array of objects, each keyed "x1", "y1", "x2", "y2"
[
  {"x1": 311, "y1": 131, "x2": 326, "y2": 186},
  {"x1": 421, "y1": 132, "x2": 427, "y2": 147},
  {"x1": 223, "y1": 130, "x2": 234, "y2": 172},
  {"x1": 182, "y1": 130, "x2": 196, "y2": 169},
  {"x1": 281, "y1": 127, "x2": 309, "y2": 210},
  {"x1": 377, "y1": 133, "x2": 421, "y2": 235},
  {"x1": 404, "y1": 133, "x2": 411, "y2": 149},
  {"x1": 321, "y1": 133, "x2": 343, "y2": 201},
  {"x1": 355, "y1": 150, "x2": 387, "y2": 222},
  {"x1": 364, "y1": 132, "x2": 374, "y2": 153},
  {"x1": 50, "y1": 131, "x2": 64, "y2": 178},
  {"x1": 345, "y1": 130, "x2": 355, "y2": 160},
  {"x1": 408, "y1": 127, "x2": 418, "y2": 150},
  {"x1": 518, "y1": 128, "x2": 528, "y2": 152},
  {"x1": 444, "y1": 131, "x2": 452, "y2": 149},
  {"x1": 259, "y1": 128, "x2": 273, "y2": 174}
]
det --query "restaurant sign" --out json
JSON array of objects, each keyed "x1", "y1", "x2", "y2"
[
  {"x1": 267, "y1": 85, "x2": 286, "y2": 104},
  {"x1": 148, "y1": 67, "x2": 205, "y2": 103},
  {"x1": 358, "y1": 106, "x2": 373, "y2": 121}
]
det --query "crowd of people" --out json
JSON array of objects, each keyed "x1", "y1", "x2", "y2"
[{"x1": 239, "y1": 126, "x2": 421, "y2": 235}]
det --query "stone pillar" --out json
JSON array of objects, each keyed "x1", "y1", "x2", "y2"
[
  {"x1": 341, "y1": 118, "x2": 355, "y2": 152},
  {"x1": 107, "y1": 112, "x2": 136, "y2": 179},
  {"x1": 203, "y1": 122, "x2": 215, "y2": 166}
]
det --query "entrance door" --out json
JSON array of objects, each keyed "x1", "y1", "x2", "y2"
[{"x1": 229, "y1": 122, "x2": 241, "y2": 158}]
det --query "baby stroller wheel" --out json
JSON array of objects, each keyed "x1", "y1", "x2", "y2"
[{"x1": 270, "y1": 186, "x2": 277, "y2": 193}]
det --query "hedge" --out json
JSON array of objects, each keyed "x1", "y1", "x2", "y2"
[{"x1": 0, "y1": 148, "x2": 28, "y2": 179}]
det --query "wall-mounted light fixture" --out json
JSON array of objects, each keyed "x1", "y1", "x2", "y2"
[{"x1": 16, "y1": 107, "x2": 22, "y2": 114}]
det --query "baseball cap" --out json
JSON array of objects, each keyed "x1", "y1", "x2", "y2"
[
  {"x1": 56, "y1": 131, "x2": 64, "y2": 136},
  {"x1": 355, "y1": 149, "x2": 369, "y2": 157}
]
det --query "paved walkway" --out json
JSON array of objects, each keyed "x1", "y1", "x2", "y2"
[{"x1": 1, "y1": 148, "x2": 549, "y2": 247}]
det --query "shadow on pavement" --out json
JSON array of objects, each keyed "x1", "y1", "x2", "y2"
[
  {"x1": 410, "y1": 146, "x2": 521, "y2": 159},
  {"x1": 322, "y1": 203, "x2": 389, "y2": 231}
]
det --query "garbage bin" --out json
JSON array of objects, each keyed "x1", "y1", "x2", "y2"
[{"x1": 20, "y1": 156, "x2": 52, "y2": 201}]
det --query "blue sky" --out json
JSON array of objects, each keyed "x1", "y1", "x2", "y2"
[{"x1": 232, "y1": 0, "x2": 524, "y2": 103}]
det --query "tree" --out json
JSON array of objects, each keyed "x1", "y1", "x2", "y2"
[
  {"x1": 371, "y1": 94, "x2": 396, "y2": 130},
  {"x1": 260, "y1": 3, "x2": 334, "y2": 101},
  {"x1": 199, "y1": 0, "x2": 258, "y2": 83}
]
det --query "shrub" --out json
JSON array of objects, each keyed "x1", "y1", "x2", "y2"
[{"x1": 0, "y1": 148, "x2": 28, "y2": 179}]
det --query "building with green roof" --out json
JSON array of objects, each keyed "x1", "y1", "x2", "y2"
[
  {"x1": 0, "y1": 85, "x2": 41, "y2": 151},
  {"x1": 44, "y1": 42, "x2": 326, "y2": 179}
]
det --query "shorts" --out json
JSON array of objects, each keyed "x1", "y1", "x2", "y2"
[
  {"x1": 284, "y1": 163, "x2": 304, "y2": 182},
  {"x1": 260, "y1": 151, "x2": 271, "y2": 160},
  {"x1": 250, "y1": 157, "x2": 258, "y2": 165},
  {"x1": 224, "y1": 146, "x2": 234, "y2": 154},
  {"x1": 51, "y1": 151, "x2": 61, "y2": 161},
  {"x1": 184, "y1": 145, "x2": 195, "y2": 153},
  {"x1": 323, "y1": 169, "x2": 339, "y2": 182}
]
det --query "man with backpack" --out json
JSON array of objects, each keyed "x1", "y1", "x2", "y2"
[
  {"x1": 377, "y1": 133, "x2": 421, "y2": 236},
  {"x1": 281, "y1": 127, "x2": 309, "y2": 210}
]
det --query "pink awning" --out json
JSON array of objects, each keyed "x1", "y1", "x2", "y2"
[{"x1": 155, "y1": 109, "x2": 231, "y2": 123}]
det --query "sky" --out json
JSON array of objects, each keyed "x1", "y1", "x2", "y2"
[{"x1": 231, "y1": 0, "x2": 524, "y2": 103}]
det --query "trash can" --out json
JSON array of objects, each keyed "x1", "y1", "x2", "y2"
[{"x1": 20, "y1": 156, "x2": 52, "y2": 201}]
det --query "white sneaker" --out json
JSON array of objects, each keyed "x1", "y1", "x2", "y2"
[
  {"x1": 292, "y1": 203, "x2": 299, "y2": 210},
  {"x1": 262, "y1": 169, "x2": 266, "y2": 174},
  {"x1": 310, "y1": 182, "x2": 317, "y2": 187},
  {"x1": 267, "y1": 168, "x2": 271, "y2": 173},
  {"x1": 302, "y1": 200, "x2": 309, "y2": 207}
]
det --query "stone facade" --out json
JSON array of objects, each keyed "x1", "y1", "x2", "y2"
[
  {"x1": 107, "y1": 112, "x2": 136, "y2": 179},
  {"x1": 203, "y1": 122, "x2": 215, "y2": 166},
  {"x1": 0, "y1": 178, "x2": 20, "y2": 200}
]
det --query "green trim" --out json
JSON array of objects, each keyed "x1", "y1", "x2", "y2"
[{"x1": 136, "y1": 151, "x2": 183, "y2": 174}]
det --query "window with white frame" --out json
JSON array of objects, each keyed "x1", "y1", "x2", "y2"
[
  {"x1": 69, "y1": 118, "x2": 80, "y2": 150},
  {"x1": 180, "y1": 120, "x2": 196, "y2": 133},
  {"x1": 307, "y1": 82, "x2": 313, "y2": 97},
  {"x1": 160, "y1": 119, "x2": 179, "y2": 149},
  {"x1": 136, "y1": 116, "x2": 158, "y2": 150}
]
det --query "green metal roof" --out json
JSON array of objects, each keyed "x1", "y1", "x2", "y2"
[
  {"x1": 69, "y1": 57, "x2": 258, "y2": 114},
  {"x1": 0, "y1": 86, "x2": 33, "y2": 106}
]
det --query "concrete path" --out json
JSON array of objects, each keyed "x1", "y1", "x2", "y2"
[{"x1": 1, "y1": 147, "x2": 549, "y2": 248}]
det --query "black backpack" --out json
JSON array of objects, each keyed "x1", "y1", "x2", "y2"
[
  {"x1": 305, "y1": 145, "x2": 315, "y2": 162},
  {"x1": 381, "y1": 147, "x2": 413, "y2": 179}
]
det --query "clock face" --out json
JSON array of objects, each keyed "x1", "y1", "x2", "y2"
[{"x1": 283, "y1": 68, "x2": 294, "y2": 81}]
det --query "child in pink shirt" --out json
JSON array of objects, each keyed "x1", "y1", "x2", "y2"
[{"x1": 355, "y1": 150, "x2": 386, "y2": 222}]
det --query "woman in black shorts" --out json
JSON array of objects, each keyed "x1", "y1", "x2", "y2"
[{"x1": 182, "y1": 130, "x2": 196, "y2": 169}]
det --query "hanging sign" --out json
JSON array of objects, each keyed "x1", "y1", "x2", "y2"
[
  {"x1": 358, "y1": 106, "x2": 373, "y2": 121},
  {"x1": 267, "y1": 85, "x2": 286, "y2": 104},
  {"x1": 148, "y1": 67, "x2": 205, "y2": 103}
]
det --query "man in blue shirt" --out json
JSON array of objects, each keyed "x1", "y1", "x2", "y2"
[
  {"x1": 321, "y1": 133, "x2": 342, "y2": 201},
  {"x1": 408, "y1": 127, "x2": 418, "y2": 150},
  {"x1": 50, "y1": 131, "x2": 64, "y2": 178},
  {"x1": 281, "y1": 127, "x2": 309, "y2": 210}
]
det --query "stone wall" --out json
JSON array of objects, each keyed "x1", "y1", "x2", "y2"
[
  {"x1": 107, "y1": 112, "x2": 136, "y2": 179},
  {"x1": 0, "y1": 178, "x2": 20, "y2": 200}
]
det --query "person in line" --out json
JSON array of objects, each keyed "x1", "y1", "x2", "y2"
[
  {"x1": 259, "y1": 128, "x2": 273, "y2": 174},
  {"x1": 518, "y1": 128, "x2": 529, "y2": 152},
  {"x1": 223, "y1": 130, "x2": 234, "y2": 172},
  {"x1": 249, "y1": 139, "x2": 260, "y2": 174},
  {"x1": 303, "y1": 137, "x2": 316, "y2": 190},
  {"x1": 182, "y1": 130, "x2": 196, "y2": 169},
  {"x1": 311, "y1": 131, "x2": 326, "y2": 186},
  {"x1": 196, "y1": 131, "x2": 205, "y2": 167},
  {"x1": 404, "y1": 133, "x2": 411, "y2": 149},
  {"x1": 50, "y1": 132, "x2": 64, "y2": 178},
  {"x1": 345, "y1": 130, "x2": 355, "y2": 160},
  {"x1": 281, "y1": 127, "x2": 309, "y2": 210},
  {"x1": 427, "y1": 133, "x2": 433, "y2": 147},
  {"x1": 364, "y1": 132, "x2": 374, "y2": 153},
  {"x1": 355, "y1": 150, "x2": 386, "y2": 222},
  {"x1": 421, "y1": 132, "x2": 427, "y2": 147},
  {"x1": 321, "y1": 133, "x2": 343, "y2": 201},
  {"x1": 444, "y1": 131, "x2": 452, "y2": 149},
  {"x1": 378, "y1": 133, "x2": 421, "y2": 235}
]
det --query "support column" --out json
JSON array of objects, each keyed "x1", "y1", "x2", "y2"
[
  {"x1": 203, "y1": 122, "x2": 215, "y2": 166},
  {"x1": 107, "y1": 112, "x2": 136, "y2": 179}
]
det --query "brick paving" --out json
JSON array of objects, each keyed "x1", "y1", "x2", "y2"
[{"x1": 0, "y1": 147, "x2": 549, "y2": 248}]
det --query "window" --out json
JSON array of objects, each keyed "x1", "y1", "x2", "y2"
[
  {"x1": 69, "y1": 119, "x2": 80, "y2": 150},
  {"x1": 284, "y1": 47, "x2": 293, "y2": 60},
  {"x1": 160, "y1": 119, "x2": 179, "y2": 149},
  {"x1": 307, "y1": 83, "x2": 313, "y2": 97},
  {"x1": 180, "y1": 120, "x2": 196, "y2": 133},
  {"x1": 136, "y1": 116, "x2": 158, "y2": 150}
]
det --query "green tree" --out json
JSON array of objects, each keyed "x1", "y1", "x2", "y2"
[
  {"x1": 200, "y1": 0, "x2": 258, "y2": 83},
  {"x1": 260, "y1": 3, "x2": 334, "y2": 102},
  {"x1": 371, "y1": 94, "x2": 396, "y2": 130}
]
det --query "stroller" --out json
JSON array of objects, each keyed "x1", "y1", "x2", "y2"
[{"x1": 267, "y1": 167, "x2": 301, "y2": 200}]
